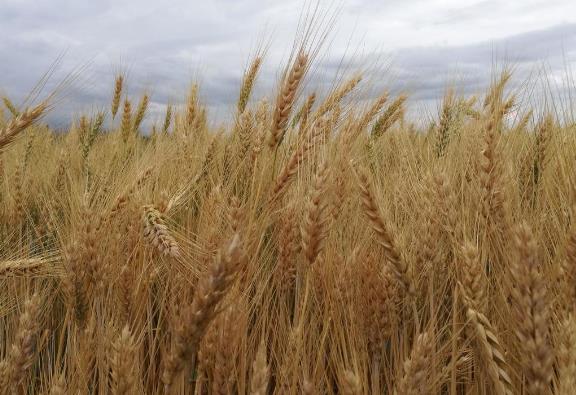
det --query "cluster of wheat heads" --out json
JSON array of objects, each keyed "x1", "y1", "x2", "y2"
[{"x1": 0, "y1": 46, "x2": 576, "y2": 395}]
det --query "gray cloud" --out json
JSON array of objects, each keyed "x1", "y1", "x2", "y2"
[
  {"x1": 390, "y1": 22, "x2": 576, "y2": 108},
  {"x1": 0, "y1": 0, "x2": 574, "y2": 127}
]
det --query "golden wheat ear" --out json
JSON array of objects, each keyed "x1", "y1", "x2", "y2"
[
  {"x1": 0, "y1": 101, "x2": 48, "y2": 152},
  {"x1": 351, "y1": 163, "x2": 414, "y2": 297},
  {"x1": 142, "y1": 205, "x2": 180, "y2": 258},
  {"x1": 111, "y1": 74, "x2": 124, "y2": 120},
  {"x1": 395, "y1": 331, "x2": 434, "y2": 395},
  {"x1": 466, "y1": 308, "x2": 513, "y2": 395},
  {"x1": 238, "y1": 55, "x2": 263, "y2": 116},
  {"x1": 162, "y1": 234, "x2": 245, "y2": 390},
  {"x1": 510, "y1": 222, "x2": 553, "y2": 395},
  {"x1": 1, "y1": 293, "x2": 42, "y2": 390},
  {"x1": 110, "y1": 325, "x2": 138, "y2": 395},
  {"x1": 132, "y1": 91, "x2": 149, "y2": 134},
  {"x1": 2, "y1": 96, "x2": 20, "y2": 117},
  {"x1": 269, "y1": 51, "x2": 309, "y2": 150},
  {"x1": 250, "y1": 339, "x2": 270, "y2": 395},
  {"x1": 301, "y1": 160, "x2": 329, "y2": 266}
]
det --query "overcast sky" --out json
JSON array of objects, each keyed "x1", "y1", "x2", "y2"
[{"x1": 1, "y1": 0, "x2": 575, "y2": 126}]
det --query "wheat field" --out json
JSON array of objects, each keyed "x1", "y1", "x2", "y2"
[{"x1": 0, "y1": 29, "x2": 575, "y2": 395}]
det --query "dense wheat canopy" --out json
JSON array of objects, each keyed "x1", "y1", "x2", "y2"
[{"x1": 1, "y1": 5, "x2": 576, "y2": 394}]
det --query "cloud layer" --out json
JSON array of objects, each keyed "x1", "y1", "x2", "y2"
[{"x1": 1, "y1": 0, "x2": 575, "y2": 126}]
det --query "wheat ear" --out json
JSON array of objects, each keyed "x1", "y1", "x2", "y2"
[
  {"x1": 142, "y1": 205, "x2": 180, "y2": 258},
  {"x1": 510, "y1": 223, "x2": 553, "y2": 395},
  {"x1": 238, "y1": 56, "x2": 263, "y2": 115},
  {"x1": 466, "y1": 308, "x2": 513, "y2": 395},
  {"x1": 162, "y1": 234, "x2": 244, "y2": 389},
  {"x1": 269, "y1": 51, "x2": 308, "y2": 149},
  {"x1": 352, "y1": 164, "x2": 414, "y2": 296},
  {"x1": 3, "y1": 293, "x2": 42, "y2": 392},
  {"x1": 111, "y1": 74, "x2": 124, "y2": 119},
  {"x1": 0, "y1": 101, "x2": 47, "y2": 151},
  {"x1": 250, "y1": 340, "x2": 270, "y2": 395},
  {"x1": 301, "y1": 160, "x2": 329, "y2": 265},
  {"x1": 396, "y1": 331, "x2": 433, "y2": 395},
  {"x1": 110, "y1": 325, "x2": 138, "y2": 395}
]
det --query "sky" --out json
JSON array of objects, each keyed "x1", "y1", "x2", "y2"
[{"x1": 1, "y1": 0, "x2": 576, "y2": 127}]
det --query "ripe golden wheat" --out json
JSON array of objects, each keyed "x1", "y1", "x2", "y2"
[{"x1": 0, "y1": 28, "x2": 575, "y2": 395}]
